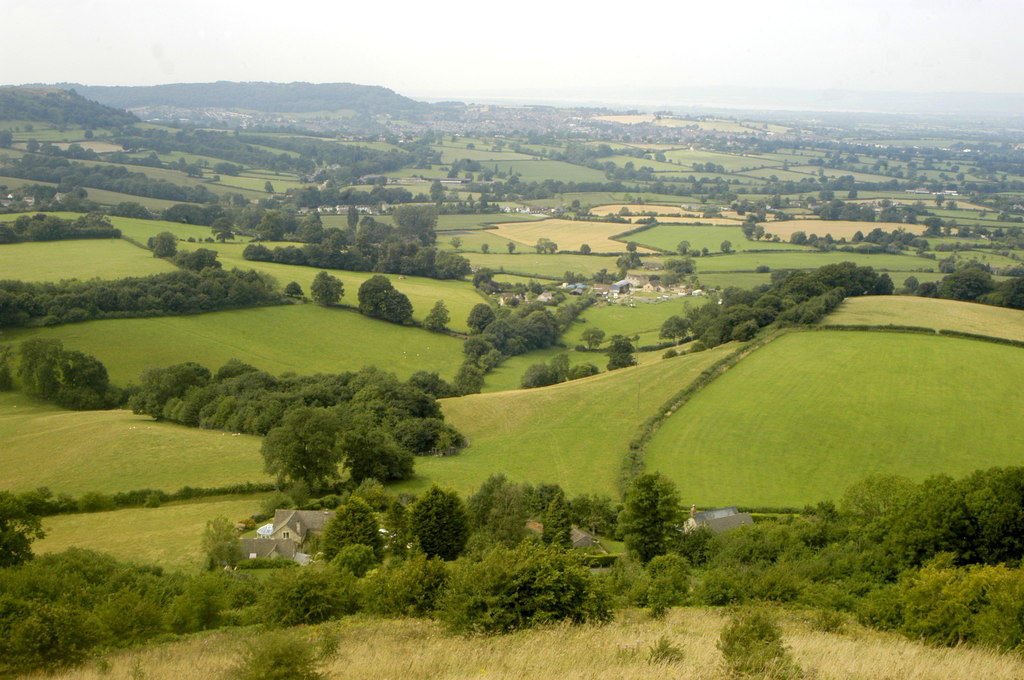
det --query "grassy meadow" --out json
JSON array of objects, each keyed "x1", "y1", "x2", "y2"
[
  {"x1": 762, "y1": 219, "x2": 926, "y2": 240},
  {"x1": 465, "y1": 252, "x2": 622, "y2": 278},
  {"x1": 824, "y1": 295, "x2": 1024, "y2": 341},
  {"x1": 695, "y1": 249, "x2": 935, "y2": 273},
  {"x1": 0, "y1": 393, "x2": 266, "y2": 495},
  {"x1": 0, "y1": 239, "x2": 176, "y2": 281},
  {"x1": 33, "y1": 496, "x2": 269, "y2": 573},
  {"x1": 26, "y1": 607, "x2": 1024, "y2": 680},
  {"x1": 3, "y1": 304, "x2": 467, "y2": 385},
  {"x1": 398, "y1": 345, "x2": 734, "y2": 498},
  {"x1": 629, "y1": 224, "x2": 808, "y2": 253},
  {"x1": 488, "y1": 218, "x2": 655, "y2": 253},
  {"x1": 645, "y1": 330, "x2": 1024, "y2": 508}
]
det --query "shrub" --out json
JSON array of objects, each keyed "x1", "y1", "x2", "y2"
[
  {"x1": 647, "y1": 635, "x2": 685, "y2": 664},
  {"x1": 439, "y1": 542, "x2": 611, "y2": 633},
  {"x1": 259, "y1": 568, "x2": 358, "y2": 626},
  {"x1": 717, "y1": 608, "x2": 799, "y2": 678},
  {"x1": 361, "y1": 553, "x2": 449, "y2": 617},
  {"x1": 167, "y1": 574, "x2": 228, "y2": 634},
  {"x1": 332, "y1": 544, "x2": 378, "y2": 578},
  {"x1": 229, "y1": 629, "x2": 329, "y2": 680}
]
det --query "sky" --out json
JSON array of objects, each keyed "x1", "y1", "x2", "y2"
[{"x1": 5, "y1": 0, "x2": 1024, "y2": 103}]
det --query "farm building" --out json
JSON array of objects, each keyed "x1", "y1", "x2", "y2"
[
  {"x1": 684, "y1": 506, "x2": 753, "y2": 534},
  {"x1": 610, "y1": 280, "x2": 632, "y2": 295},
  {"x1": 239, "y1": 509, "x2": 336, "y2": 564}
]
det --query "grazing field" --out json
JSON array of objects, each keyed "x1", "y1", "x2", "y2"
[
  {"x1": 0, "y1": 239, "x2": 176, "y2": 281},
  {"x1": 0, "y1": 393, "x2": 266, "y2": 495},
  {"x1": 824, "y1": 295, "x2": 1024, "y2": 341},
  {"x1": 488, "y1": 219, "x2": 657, "y2": 253},
  {"x1": 762, "y1": 219, "x2": 926, "y2": 240},
  {"x1": 629, "y1": 224, "x2": 808, "y2": 253},
  {"x1": 399, "y1": 345, "x2": 735, "y2": 498},
  {"x1": 564, "y1": 296, "x2": 708, "y2": 347},
  {"x1": 501, "y1": 160, "x2": 608, "y2": 183},
  {"x1": 436, "y1": 229, "x2": 516, "y2": 253},
  {"x1": 3, "y1": 304, "x2": 467, "y2": 385},
  {"x1": 590, "y1": 203, "x2": 701, "y2": 217},
  {"x1": 465, "y1": 252, "x2": 621, "y2": 278},
  {"x1": 34, "y1": 496, "x2": 268, "y2": 573},
  {"x1": 434, "y1": 212, "x2": 543, "y2": 230},
  {"x1": 645, "y1": 331, "x2": 1024, "y2": 508},
  {"x1": 695, "y1": 250, "x2": 935, "y2": 273},
  {"x1": 24, "y1": 607, "x2": 1024, "y2": 680},
  {"x1": 109, "y1": 215, "x2": 216, "y2": 242}
]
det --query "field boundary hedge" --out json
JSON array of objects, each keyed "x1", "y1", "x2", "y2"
[
  {"x1": 617, "y1": 332, "x2": 781, "y2": 496},
  {"x1": 815, "y1": 323, "x2": 1024, "y2": 349}
]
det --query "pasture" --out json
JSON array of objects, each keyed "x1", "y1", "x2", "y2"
[
  {"x1": 759, "y1": 219, "x2": 926, "y2": 240},
  {"x1": 0, "y1": 393, "x2": 266, "y2": 495},
  {"x1": 465, "y1": 252, "x2": 622, "y2": 278},
  {"x1": 34, "y1": 496, "x2": 268, "y2": 573},
  {"x1": 487, "y1": 219, "x2": 656, "y2": 253},
  {"x1": 824, "y1": 295, "x2": 1024, "y2": 341},
  {"x1": 645, "y1": 331, "x2": 1024, "y2": 508},
  {"x1": 397, "y1": 344, "x2": 735, "y2": 498},
  {"x1": 694, "y1": 250, "x2": 936, "y2": 273},
  {"x1": 628, "y1": 224, "x2": 808, "y2": 253},
  {"x1": 0, "y1": 239, "x2": 176, "y2": 281},
  {"x1": 3, "y1": 304, "x2": 467, "y2": 385}
]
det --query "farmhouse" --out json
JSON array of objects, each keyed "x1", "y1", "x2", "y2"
[
  {"x1": 684, "y1": 506, "x2": 753, "y2": 534},
  {"x1": 268, "y1": 509, "x2": 334, "y2": 548},
  {"x1": 610, "y1": 280, "x2": 632, "y2": 295}
]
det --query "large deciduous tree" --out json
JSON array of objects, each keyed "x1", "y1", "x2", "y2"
[
  {"x1": 0, "y1": 491, "x2": 45, "y2": 567},
  {"x1": 619, "y1": 472, "x2": 682, "y2": 564},
  {"x1": 410, "y1": 485, "x2": 469, "y2": 561},
  {"x1": 260, "y1": 407, "x2": 344, "y2": 493},
  {"x1": 358, "y1": 275, "x2": 413, "y2": 324},
  {"x1": 310, "y1": 270, "x2": 344, "y2": 306}
]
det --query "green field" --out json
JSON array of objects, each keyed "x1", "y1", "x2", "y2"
[
  {"x1": 437, "y1": 229, "x2": 517, "y2": 253},
  {"x1": 629, "y1": 224, "x2": 809, "y2": 253},
  {"x1": 3, "y1": 304, "x2": 467, "y2": 385},
  {"x1": 563, "y1": 296, "x2": 708, "y2": 347},
  {"x1": 502, "y1": 160, "x2": 609, "y2": 183},
  {"x1": 645, "y1": 331, "x2": 1024, "y2": 508},
  {"x1": 109, "y1": 215, "x2": 217, "y2": 242},
  {"x1": 0, "y1": 393, "x2": 266, "y2": 495},
  {"x1": 34, "y1": 496, "x2": 268, "y2": 572},
  {"x1": 396, "y1": 344, "x2": 735, "y2": 498},
  {"x1": 465, "y1": 252, "x2": 622, "y2": 278},
  {"x1": 695, "y1": 250, "x2": 937, "y2": 273},
  {"x1": 0, "y1": 239, "x2": 176, "y2": 281},
  {"x1": 825, "y1": 295, "x2": 1024, "y2": 341}
]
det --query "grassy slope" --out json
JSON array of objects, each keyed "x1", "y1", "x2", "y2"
[
  {"x1": 3, "y1": 304, "x2": 466, "y2": 385},
  {"x1": 0, "y1": 393, "x2": 267, "y2": 495},
  {"x1": 33, "y1": 496, "x2": 268, "y2": 573},
  {"x1": 645, "y1": 331, "x2": 1024, "y2": 508},
  {"x1": 26, "y1": 607, "x2": 1024, "y2": 680},
  {"x1": 398, "y1": 345, "x2": 734, "y2": 498},
  {"x1": 0, "y1": 239, "x2": 176, "y2": 281},
  {"x1": 695, "y1": 250, "x2": 936, "y2": 273},
  {"x1": 825, "y1": 295, "x2": 1024, "y2": 341},
  {"x1": 631, "y1": 224, "x2": 806, "y2": 253}
]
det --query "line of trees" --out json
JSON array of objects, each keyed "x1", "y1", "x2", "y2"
[{"x1": 0, "y1": 212, "x2": 120, "y2": 243}]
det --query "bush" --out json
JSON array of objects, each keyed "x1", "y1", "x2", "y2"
[
  {"x1": 647, "y1": 635, "x2": 685, "y2": 664},
  {"x1": 361, "y1": 553, "x2": 449, "y2": 617},
  {"x1": 717, "y1": 608, "x2": 799, "y2": 678},
  {"x1": 229, "y1": 629, "x2": 330, "y2": 680},
  {"x1": 332, "y1": 544, "x2": 378, "y2": 578},
  {"x1": 439, "y1": 542, "x2": 611, "y2": 633},
  {"x1": 259, "y1": 568, "x2": 359, "y2": 626}
]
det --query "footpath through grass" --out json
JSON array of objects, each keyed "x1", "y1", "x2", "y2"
[
  {"x1": 645, "y1": 331, "x2": 1024, "y2": 508},
  {"x1": 398, "y1": 345, "x2": 734, "y2": 498}
]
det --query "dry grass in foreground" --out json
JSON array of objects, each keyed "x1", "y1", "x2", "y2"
[{"x1": 26, "y1": 608, "x2": 1024, "y2": 680}]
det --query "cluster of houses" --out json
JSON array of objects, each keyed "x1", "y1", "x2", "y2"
[
  {"x1": 237, "y1": 505, "x2": 751, "y2": 566},
  {"x1": 589, "y1": 274, "x2": 706, "y2": 299}
]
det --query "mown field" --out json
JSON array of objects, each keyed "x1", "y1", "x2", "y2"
[
  {"x1": 645, "y1": 330, "x2": 1024, "y2": 508},
  {"x1": 762, "y1": 219, "x2": 926, "y2": 240},
  {"x1": 3, "y1": 304, "x2": 467, "y2": 385},
  {"x1": 0, "y1": 239, "x2": 176, "y2": 281},
  {"x1": 0, "y1": 392, "x2": 266, "y2": 495},
  {"x1": 398, "y1": 345, "x2": 735, "y2": 498},
  {"x1": 825, "y1": 295, "x2": 1024, "y2": 341},
  {"x1": 695, "y1": 250, "x2": 935, "y2": 273},
  {"x1": 488, "y1": 219, "x2": 656, "y2": 253},
  {"x1": 33, "y1": 496, "x2": 268, "y2": 572},
  {"x1": 27, "y1": 606, "x2": 1024, "y2": 680},
  {"x1": 465, "y1": 252, "x2": 623, "y2": 278}
]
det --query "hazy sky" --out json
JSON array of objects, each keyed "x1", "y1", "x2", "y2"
[{"x1": 6, "y1": 0, "x2": 1023, "y2": 100}]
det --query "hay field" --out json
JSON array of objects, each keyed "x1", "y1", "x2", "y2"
[
  {"x1": 759, "y1": 219, "x2": 926, "y2": 240},
  {"x1": 27, "y1": 607, "x2": 1024, "y2": 680},
  {"x1": 824, "y1": 295, "x2": 1024, "y2": 341},
  {"x1": 488, "y1": 219, "x2": 657, "y2": 253},
  {"x1": 0, "y1": 239, "x2": 176, "y2": 281},
  {"x1": 33, "y1": 496, "x2": 268, "y2": 573},
  {"x1": 646, "y1": 331, "x2": 1024, "y2": 508},
  {"x1": 0, "y1": 393, "x2": 266, "y2": 495},
  {"x1": 399, "y1": 345, "x2": 734, "y2": 498},
  {"x1": 695, "y1": 250, "x2": 933, "y2": 273},
  {"x1": 590, "y1": 204, "x2": 701, "y2": 217},
  {"x1": 465, "y1": 252, "x2": 622, "y2": 278},
  {"x1": 3, "y1": 304, "x2": 467, "y2": 385}
]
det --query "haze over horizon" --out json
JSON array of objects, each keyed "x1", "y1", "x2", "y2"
[{"x1": 4, "y1": 0, "x2": 1023, "y2": 111}]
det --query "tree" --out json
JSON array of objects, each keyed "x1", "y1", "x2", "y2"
[
  {"x1": 542, "y1": 493, "x2": 572, "y2": 549},
  {"x1": 0, "y1": 491, "x2": 45, "y2": 567},
  {"x1": 347, "y1": 206, "x2": 359, "y2": 229},
  {"x1": 321, "y1": 497, "x2": 383, "y2": 560},
  {"x1": 480, "y1": 243, "x2": 489, "y2": 254},
  {"x1": 284, "y1": 281, "x2": 304, "y2": 297},
  {"x1": 449, "y1": 236, "x2": 462, "y2": 251},
  {"x1": 357, "y1": 275, "x2": 413, "y2": 324},
  {"x1": 260, "y1": 407, "x2": 344, "y2": 493},
  {"x1": 466, "y1": 303, "x2": 496, "y2": 334},
  {"x1": 430, "y1": 180, "x2": 445, "y2": 203},
  {"x1": 453, "y1": 362, "x2": 484, "y2": 395},
  {"x1": 148, "y1": 231, "x2": 177, "y2": 258},
  {"x1": 423, "y1": 300, "x2": 450, "y2": 332},
  {"x1": 410, "y1": 485, "x2": 469, "y2": 560},
  {"x1": 310, "y1": 271, "x2": 344, "y2": 306},
  {"x1": 677, "y1": 240, "x2": 690, "y2": 255},
  {"x1": 620, "y1": 472, "x2": 682, "y2": 563},
  {"x1": 720, "y1": 240, "x2": 733, "y2": 254},
  {"x1": 581, "y1": 327, "x2": 605, "y2": 349},
  {"x1": 605, "y1": 335, "x2": 637, "y2": 370},
  {"x1": 506, "y1": 241, "x2": 516, "y2": 254},
  {"x1": 659, "y1": 315, "x2": 691, "y2": 342},
  {"x1": 940, "y1": 267, "x2": 995, "y2": 302},
  {"x1": 393, "y1": 205, "x2": 438, "y2": 245},
  {"x1": 336, "y1": 416, "x2": 413, "y2": 484},
  {"x1": 202, "y1": 516, "x2": 241, "y2": 570},
  {"x1": 580, "y1": 243, "x2": 591, "y2": 255}
]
